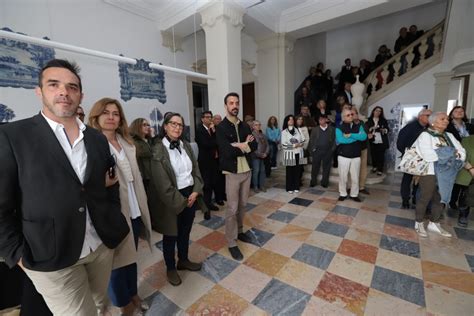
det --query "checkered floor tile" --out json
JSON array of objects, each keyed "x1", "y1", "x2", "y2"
[{"x1": 114, "y1": 170, "x2": 474, "y2": 315}]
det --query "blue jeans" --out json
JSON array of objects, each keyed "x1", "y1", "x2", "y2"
[
  {"x1": 269, "y1": 141, "x2": 278, "y2": 167},
  {"x1": 434, "y1": 146, "x2": 464, "y2": 204},
  {"x1": 252, "y1": 158, "x2": 266, "y2": 189}
]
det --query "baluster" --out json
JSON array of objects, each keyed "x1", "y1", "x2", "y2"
[
  {"x1": 419, "y1": 37, "x2": 429, "y2": 62},
  {"x1": 371, "y1": 73, "x2": 379, "y2": 92},
  {"x1": 381, "y1": 65, "x2": 390, "y2": 89},
  {"x1": 433, "y1": 28, "x2": 443, "y2": 54},
  {"x1": 406, "y1": 49, "x2": 415, "y2": 70},
  {"x1": 393, "y1": 58, "x2": 401, "y2": 78}
]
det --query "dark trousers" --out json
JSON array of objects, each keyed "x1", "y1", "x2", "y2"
[
  {"x1": 311, "y1": 149, "x2": 333, "y2": 186},
  {"x1": 370, "y1": 143, "x2": 386, "y2": 172},
  {"x1": 415, "y1": 175, "x2": 443, "y2": 222},
  {"x1": 200, "y1": 159, "x2": 218, "y2": 207},
  {"x1": 286, "y1": 154, "x2": 301, "y2": 191},
  {"x1": 449, "y1": 184, "x2": 462, "y2": 207},
  {"x1": 215, "y1": 172, "x2": 226, "y2": 202},
  {"x1": 163, "y1": 186, "x2": 196, "y2": 270},
  {"x1": 400, "y1": 173, "x2": 418, "y2": 202},
  {"x1": 269, "y1": 141, "x2": 278, "y2": 167},
  {"x1": 108, "y1": 217, "x2": 142, "y2": 307}
]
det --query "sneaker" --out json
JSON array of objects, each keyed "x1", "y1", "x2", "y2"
[
  {"x1": 228, "y1": 246, "x2": 243, "y2": 261},
  {"x1": 350, "y1": 196, "x2": 362, "y2": 202},
  {"x1": 294, "y1": 190, "x2": 300, "y2": 193},
  {"x1": 427, "y1": 222, "x2": 452, "y2": 237},
  {"x1": 338, "y1": 196, "x2": 346, "y2": 201},
  {"x1": 166, "y1": 270, "x2": 182, "y2": 286},
  {"x1": 238, "y1": 232, "x2": 252, "y2": 243},
  {"x1": 414, "y1": 222, "x2": 428, "y2": 238},
  {"x1": 177, "y1": 259, "x2": 202, "y2": 271},
  {"x1": 288, "y1": 191, "x2": 294, "y2": 194}
]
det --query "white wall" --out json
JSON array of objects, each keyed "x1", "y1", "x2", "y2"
[
  {"x1": 0, "y1": 0, "x2": 200, "y2": 126},
  {"x1": 293, "y1": 32, "x2": 326, "y2": 89}
]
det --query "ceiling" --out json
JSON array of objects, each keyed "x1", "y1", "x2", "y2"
[{"x1": 104, "y1": 0, "x2": 439, "y2": 40}]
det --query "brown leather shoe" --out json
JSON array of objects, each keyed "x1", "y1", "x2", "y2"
[
  {"x1": 166, "y1": 269, "x2": 182, "y2": 286},
  {"x1": 177, "y1": 259, "x2": 202, "y2": 271}
]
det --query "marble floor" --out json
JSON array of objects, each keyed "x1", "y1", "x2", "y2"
[{"x1": 126, "y1": 169, "x2": 474, "y2": 316}]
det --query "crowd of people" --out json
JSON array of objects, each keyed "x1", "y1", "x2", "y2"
[{"x1": 1, "y1": 57, "x2": 473, "y2": 316}]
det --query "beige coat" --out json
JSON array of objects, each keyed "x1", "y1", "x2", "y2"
[{"x1": 112, "y1": 135, "x2": 152, "y2": 269}]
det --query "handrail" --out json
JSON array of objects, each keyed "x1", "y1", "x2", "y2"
[{"x1": 363, "y1": 19, "x2": 445, "y2": 84}]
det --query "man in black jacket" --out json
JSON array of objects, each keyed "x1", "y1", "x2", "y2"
[
  {"x1": 0, "y1": 59, "x2": 129, "y2": 315},
  {"x1": 216, "y1": 92, "x2": 257, "y2": 261},
  {"x1": 396, "y1": 108, "x2": 432, "y2": 208},
  {"x1": 195, "y1": 111, "x2": 220, "y2": 211}
]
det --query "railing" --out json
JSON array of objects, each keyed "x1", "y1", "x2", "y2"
[{"x1": 361, "y1": 20, "x2": 445, "y2": 115}]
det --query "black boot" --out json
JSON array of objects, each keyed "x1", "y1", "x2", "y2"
[
  {"x1": 401, "y1": 199, "x2": 410, "y2": 209},
  {"x1": 458, "y1": 207, "x2": 470, "y2": 228}
]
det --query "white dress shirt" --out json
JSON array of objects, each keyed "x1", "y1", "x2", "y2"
[
  {"x1": 42, "y1": 112, "x2": 102, "y2": 258},
  {"x1": 110, "y1": 143, "x2": 141, "y2": 219},
  {"x1": 163, "y1": 138, "x2": 194, "y2": 189}
]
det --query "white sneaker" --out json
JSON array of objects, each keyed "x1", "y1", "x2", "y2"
[
  {"x1": 427, "y1": 221, "x2": 452, "y2": 237},
  {"x1": 414, "y1": 222, "x2": 427, "y2": 238},
  {"x1": 288, "y1": 191, "x2": 294, "y2": 194},
  {"x1": 294, "y1": 190, "x2": 299, "y2": 193}
]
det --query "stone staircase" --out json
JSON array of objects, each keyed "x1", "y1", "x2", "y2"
[{"x1": 360, "y1": 20, "x2": 446, "y2": 115}]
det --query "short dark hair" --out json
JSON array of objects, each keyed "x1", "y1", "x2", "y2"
[
  {"x1": 319, "y1": 114, "x2": 328, "y2": 119},
  {"x1": 39, "y1": 59, "x2": 82, "y2": 92},
  {"x1": 201, "y1": 111, "x2": 213, "y2": 118},
  {"x1": 224, "y1": 92, "x2": 239, "y2": 105}
]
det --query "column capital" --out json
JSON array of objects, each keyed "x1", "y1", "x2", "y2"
[
  {"x1": 256, "y1": 33, "x2": 295, "y2": 54},
  {"x1": 199, "y1": 0, "x2": 244, "y2": 30}
]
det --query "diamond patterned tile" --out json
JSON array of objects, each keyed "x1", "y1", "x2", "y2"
[
  {"x1": 195, "y1": 231, "x2": 227, "y2": 251},
  {"x1": 371, "y1": 266, "x2": 425, "y2": 307},
  {"x1": 186, "y1": 284, "x2": 249, "y2": 315},
  {"x1": 337, "y1": 239, "x2": 378, "y2": 264},
  {"x1": 379, "y1": 235, "x2": 420, "y2": 258},
  {"x1": 277, "y1": 224, "x2": 313, "y2": 241},
  {"x1": 466, "y1": 254, "x2": 474, "y2": 272},
  {"x1": 314, "y1": 272, "x2": 370, "y2": 315},
  {"x1": 385, "y1": 215, "x2": 416, "y2": 229},
  {"x1": 252, "y1": 278, "x2": 311, "y2": 315},
  {"x1": 267, "y1": 210, "x2": 297, "y2": 223},
  {"x1": 244, "y1": 248, "x2": 290, "y2": 276},
  {"x1": 315, "y1": 220, "x2": 349, "y2": 238},
  {"x1": 262, "y1": 235, "x2": 303, "y2": 257},
  {"x1": 145, "y1": 291, "x2": 182, "y2": 315},
  {"x1": 292, "y1": 243, "x2": 335, "y2": 270},
  {"x1": 219, "y1": 264, "x2": 272, "y2": 302},
  {"x1": 424, "y1": 282, "x2": 474, "y2": 316},
  {"x1": 242, "y1": 228, "x2": 275, "y2": 247},
  {"x1": 331, "y1": 205, "x2": 359, "y2": 217},
  {"x1": 198, "y1": 253, "x2": 240, "y2": 283},
  {"x1": 421, "y1": 260, "x2": 474, "y2": 295},
  {"x1": 199, "y1": 215, "x2": 225, "y2": 230},
  {"x1": 454, "y1": 227, "x2": 474, "y2": 241},
  {"x1": 326, "y1": 253, "x2": 375, "y2": 287},
  {"x1": 289, "y1": 197, "x2": 314, "y2": 207},
  {"x1": 383, "y1": 223, "x2": 419, "y2": 242},
  {"x1": 275, "y1": 259, "x2": 325, "y2": 295}
]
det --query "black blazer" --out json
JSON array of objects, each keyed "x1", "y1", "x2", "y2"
[
  {"x1": 366, "y1": 117, "x2": 390, "y2": 149},
  {"x1": 0, "y1": 114, "x2": 129, "y2": 272},
  {"x1": 216, "y1": 117, "x2": 257, "y2": 173},
  {"x1": 195, "y1": 123, "x2": 218, "y2": 169}
]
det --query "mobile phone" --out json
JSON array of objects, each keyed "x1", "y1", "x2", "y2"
[{"x1": 108, "y1": 166, "x2": 116, "y2": 179}]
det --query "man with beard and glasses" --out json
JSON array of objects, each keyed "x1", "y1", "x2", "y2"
[
  {"x1": 0, "y1": 59, "x2": 129, "y2": 315},
  {"x1": 216, "y1": 92, "x2": 257, "y2": 261}
]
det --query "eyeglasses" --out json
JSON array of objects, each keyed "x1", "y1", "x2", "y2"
[
  {"x1": 168, "y1": 121, "x2": 184, "y2": 129},
  {"x1": 345, "y1": 114, "x2": 354, "y2": 117}
]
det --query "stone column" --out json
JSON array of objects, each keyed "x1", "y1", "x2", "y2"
[
  {"x1": 256, "y1": 33, "x2": 295, "y2": 126},
  {"x1": 433, "y1": 71, "x2": 454, "y2": 112},
  {"x1": 200, "y1": 0, "x2": 244, "y2": 118}
]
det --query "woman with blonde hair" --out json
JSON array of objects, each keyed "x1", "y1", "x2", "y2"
[{"x1": 88, "y1": 98, "x2": 152, "y2": 315}]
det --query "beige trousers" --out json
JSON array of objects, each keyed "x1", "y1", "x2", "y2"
[
  {"x1": 23, "y1": 244, "x2": 113, "y2": 316},
  {"x1": 338, "y1": 156, "x2": 361, "y2": 197},
  {"x1": 225, "y1": 171, "x2": 251, "y2": 247},
  {"x1": 359, "y1": 148, "x2": 368, "y2": 189}
]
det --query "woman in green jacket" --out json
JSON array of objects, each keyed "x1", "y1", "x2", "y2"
[
  {"x1": 148, "y1": 113, "x2": 209, "y2": 286},
  {"x1": 129, "y1": 118, "x2": 153, "y2": 193},
  {"x1": 455, "y1": 135, "x2": 474, "y2": 227}
]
